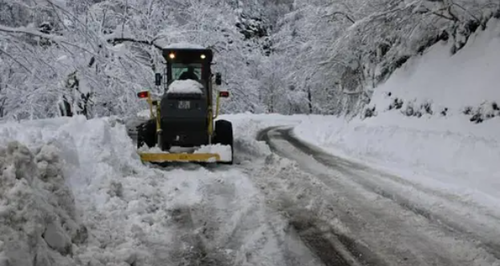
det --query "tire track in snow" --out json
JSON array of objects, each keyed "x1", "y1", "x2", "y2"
[
  {"x1": 278, "y1": 127, "x2": 500, "y2": 260},
  {"x1": 140, "y1": 164, "x2": 325, "y2": 266},
  {"x1": 285, "y1": 210, "x2": 381, "y2": 266},
  {"x1": 166, "y1": 205, "x2": 232, "y2": 266},
  {"x1": 191, "y1": 167, "x2": 326, "y2": 266},
  {"x1": 125, "y1": 121, "x2": 324, "y2": 266},
  {"x1": 257, "y1": 126, "x2": 500, "y2": 265},
  {"x1": 254, "y1": 127, "x2": 383, "y2": 266}
]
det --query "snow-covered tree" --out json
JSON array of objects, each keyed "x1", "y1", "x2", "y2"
[
  {"x1": 0, "y1": 0, "x2": 498, "y2": 119},
  {"x1": 0, "y1": 0, "x2": 289, "y2": 119},
  {"x1": 271, "y1": 0, "x2": 500, "y2": 116}
]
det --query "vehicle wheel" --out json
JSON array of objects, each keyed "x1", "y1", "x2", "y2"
[
  {"x1": 137, "y1": 119, "x2": 156, "y2": 149},
  {"x1": 214, "y1": 119, "x2": 234, "y2": 164}
]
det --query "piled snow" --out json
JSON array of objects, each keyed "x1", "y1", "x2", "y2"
[
  {"x1": 0, "y1": 116, "x2": 150, "y2": 265},
  {"x1": 136, "y1": 109, "x2": 151, "y2": 119},
  {"x1": 0, "y1": 140, "x2": 86, "y2": 266},
  {"x1": 137, "y1": 145, "x2": 165, "y2": 153},
  {"x1": 195, "y1": 144, "x2": 232, "y2": 162},
  {"x1": 293, "y1": 19, "x2": 500, "y2": 211},
  {"x1": 167, "y1": 80, "x2": 204, "y2": 94},
  {"x1": 0, "y1": 114, "x2": 316, "y2": 265}
]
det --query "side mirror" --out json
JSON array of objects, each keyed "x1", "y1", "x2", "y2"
[
  {"x1": 219, "y1": 91, "x2": 229, "y2": 98},
  {"x1": 154, "y1": 73, "x2": 162, "y2": 86},
  {"x1": 215, "y1": 73, "x2": 222, "y2": 85}
]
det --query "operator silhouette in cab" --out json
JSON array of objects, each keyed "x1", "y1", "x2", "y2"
[{"x1": 179, "y1": 66, "x2": 199, "y2": 81}]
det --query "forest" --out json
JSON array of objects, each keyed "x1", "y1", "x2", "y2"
[{"x1": 0, "y1": 0, "x2": 498, "y2": 120}]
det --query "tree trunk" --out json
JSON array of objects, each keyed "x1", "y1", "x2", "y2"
[{"x1": 59, "y1": 96, "x2": 73, "y2": 117}]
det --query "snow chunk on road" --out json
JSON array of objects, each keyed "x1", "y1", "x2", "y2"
[
  {"x1": 0, "y1": 141, "x2": 85, "y2": 266},
  {"x1": 137, "y1": 145, "x2": 165, "y2": 153},
  {"x1": 194, "y1": 144, "x2": 232, "y2": 162},
  {"x1": 167, "y1": 80, "x2": 204, "y2": 94}
]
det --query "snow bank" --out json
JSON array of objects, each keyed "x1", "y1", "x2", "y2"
[
  {"x1": 167, "y1": 80, "x2": 204, "y2": 94},
  {"x1": 0, "y1": 140, "x2": 86, "y2": 266},
  {"x1": 0, "y1": 116, "x2": 150, "y2": 265},
  {"x1": 0, "y1": 113, "x2": 314, "y2": 265},
  {"x1": 293, "y1": 18, "x2": 500, "y2": 211}
]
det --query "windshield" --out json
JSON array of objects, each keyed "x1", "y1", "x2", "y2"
[{"x1": 171, "y1": 63, "x2": 202, "y2": 81}]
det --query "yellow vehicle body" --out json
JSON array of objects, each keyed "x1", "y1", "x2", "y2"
[
  {"x1": 135, "y1": 47, "x2": 233, "y2": 164},
  {"x1": 136, "y1": 86, "x2": 229, "y2": 164}
]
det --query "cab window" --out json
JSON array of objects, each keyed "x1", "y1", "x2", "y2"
[{"x1": 171, "y1": 63, "x2": 202, "y2": 81}]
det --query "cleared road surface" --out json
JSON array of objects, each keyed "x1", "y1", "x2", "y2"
[
  {"x1": 126, "y1": 118, "x2": 500, "y2": 266},
  {"x1": 255, "y1": 126, "x2": 500, "y2": 266}
]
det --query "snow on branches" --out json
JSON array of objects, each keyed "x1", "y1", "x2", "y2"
[
  {"x1": 1, "y1": 0, "x2": 497, "y2": 118},
  {"x1": 270, "y1": 0, "x2": 500, "y2": 116},
  {"x1": 0, "y1": 0, "x2": 285, "y2": 119}
]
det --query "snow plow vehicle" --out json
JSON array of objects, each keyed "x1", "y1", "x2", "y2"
[{"x1": 135, "y1": 46, "x2": 233, "y2": 164}]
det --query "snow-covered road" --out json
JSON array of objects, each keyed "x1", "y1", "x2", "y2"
[
  {"x1": 2, "y1": 114, "x2": 499, "y2": 266},
  {"x1": 0, "y1": 115, "x2": 323, "y2": 266},
  {"x1": 257, "y1": 126, "x2": 500, "y2": 266}
]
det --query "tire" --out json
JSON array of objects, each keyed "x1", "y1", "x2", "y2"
[
  {"x1": 137, "y1": 119, "x2": 156, "y2": 149},
  {"x1": 214, "y1": 119, "x2": 234, "y2": 164}
]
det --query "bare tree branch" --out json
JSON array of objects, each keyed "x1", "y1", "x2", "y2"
[
  {"x1": 0, "y1": 49, "x2": 33, "y2": 74},
  {"x1": 328, "y1": 11, "x2": 356, "y2": 24}
]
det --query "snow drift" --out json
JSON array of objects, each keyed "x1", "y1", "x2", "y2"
[
  {"x1": 0, "y1": 141, "x2": 86, "y2": 266},
  {"x1": 0, "y1": 116, "x2": 149, "y2": 265},
  {"x1": 294, "y1": 18, "x2": 500, "y2": 211},
  {"x1": 0, "y1": 114, "x2": 318, "y2": 265}
]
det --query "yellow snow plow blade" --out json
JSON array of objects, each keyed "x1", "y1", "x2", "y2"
[{"x1": 138, "y1": 152, "x2": 221, "y2": 163}]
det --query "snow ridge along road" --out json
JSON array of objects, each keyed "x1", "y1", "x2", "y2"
[{"x1": 257, "y1": 126, "x2": 500, "y2": 266}]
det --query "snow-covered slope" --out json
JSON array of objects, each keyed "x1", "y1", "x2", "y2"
[
  {"x1": 294, "y1": 18, "x2": 500, "y2": 212},
  {"x1": 370, "y1": 18, "x2": 500, "y2": 116}
]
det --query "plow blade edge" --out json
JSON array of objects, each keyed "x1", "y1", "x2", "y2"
[{"x1": 138, "y1": 152, "x2": 221, "y2": 163}]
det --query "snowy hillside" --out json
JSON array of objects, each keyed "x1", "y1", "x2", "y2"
[{"x1": 294, "y1": 18, "x2": 500, "y2": 213}]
